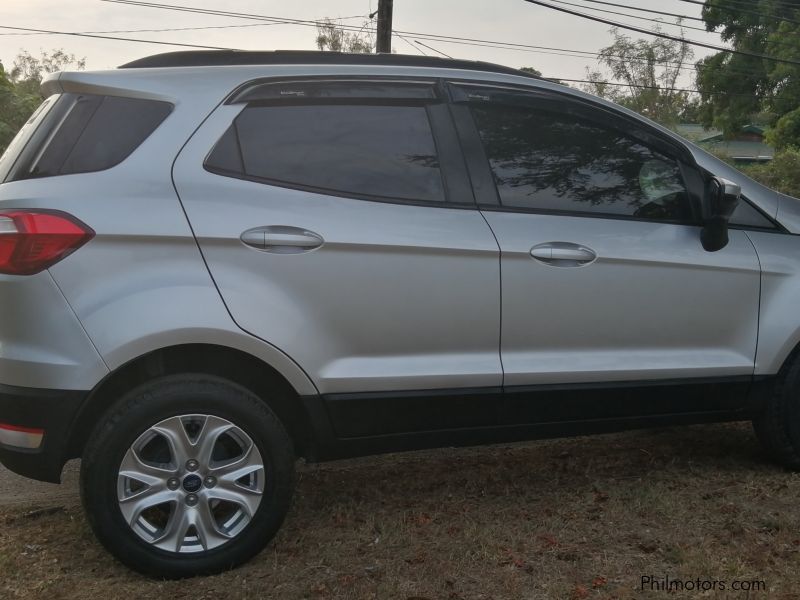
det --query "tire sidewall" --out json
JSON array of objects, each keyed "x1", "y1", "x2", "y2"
[
  {"x1": 782, "y1": 361, "x2": 800, "y2": 452},
  {"x1": 81, "y1": 374, "x2": 294, "y2": 578}
]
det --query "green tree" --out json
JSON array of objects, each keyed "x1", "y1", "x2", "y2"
[
  {"x1": 9, "y1": 49, "x2": 85, "y2": 90},
  {"x1": 696, "y1": 0, "x2": 800, "y2": 149},
  {"x1": 742, "y1": 147, "x2": 800, "y2": 198},
  {"x1": 0, "y1": 64, "x2": 19, "y2": 154},
  {"x1": 0, "y1": 50, "x2": 85, "y2": 155},
  {"x1": 315, "y1": 18, "x2": 374, "y2": 53},
  {"x1": 583, "y1": 25, "x2": 695, "y2": 128}
]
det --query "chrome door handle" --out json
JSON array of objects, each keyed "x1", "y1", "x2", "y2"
[
  {"x1": 267, "y1": 232, "x2": 322, "y2": 247},
  {"x1": 241, "y1": 226, "x2": 324, "y2": 253},
  {"x1": 530, "y1": 242, "x2": 597, "y2": 266}
]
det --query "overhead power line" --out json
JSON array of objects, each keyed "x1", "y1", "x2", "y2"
[
  {"x1": 93, "y1": 2, "x2": 572, "y2": 48},
  {"x1": 100, "y1": 0, "x2": 371, "y2": 33},
  {"x1": 0, "y1": 0, "x2": 738, "y2": 87},
  {"x1": 95, "y1": 0, "x2": 783, "y2": 80},
  {"x1": 0, "y1": 24, "x2": 233, "y2": 49},
  {"x1": 566, "y1": 0, "x2": 704, "y2": 22},
  {"x1": 674, "y1": 0, "x2": 800, "y2": 27},
  {"x1": 4, "y1": 19, "x2": 677, "y2": 69},
  {"x1": 548, "y1": 0, "x2": 800, "y2": 30},
  {"x1": 549, "y1": 0, "x2": 717, "y2": 34},
  {"x1": 0, "y1": 29, "x2": 763, "y2": 96},
  {"x1": 93, "y1": 0, "x2": 800, "y2": 67},
  {"x1": 522, "y1": 0, "x2": 800, "y2": 66},
  {"x1": 98, "y1": 0, "x2": 773, "y2": 75},
  {"x1": 98, "y1": 0, "x2": 705, "y2": 66},
  {"x1": 554, "y1": 0, "x2": 800, "y2": 47},
  {"x1": 0, "y1": 0, "x2": 768, "y2": 86},
  {"x1": 0, "y1": 14, "x2": 370, "y2": 37},
  {"x1": 0, "y1": 22, "x2": 292, "y2": 37},
  {"x1": 395, "y1": 34, "x2": 426, "y2": 55},
  {"x1": 415, "y1": 40, "x2": 453, "y2": 59},
  {"x1": 575, "y1": 0, "x2": 800, "y2": 27}
]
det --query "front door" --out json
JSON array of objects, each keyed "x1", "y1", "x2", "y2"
[{"x1": 450, "y1": 83, "x2": 761, "y2": 391}]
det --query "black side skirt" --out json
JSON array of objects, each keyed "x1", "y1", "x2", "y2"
[{"x1": 302, "y1": 376, "x2": 768, "y2": 462}]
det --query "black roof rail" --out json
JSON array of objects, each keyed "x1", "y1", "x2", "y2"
[{"x1": 119, "y1": 50, "x2": 541, "y2": 79}]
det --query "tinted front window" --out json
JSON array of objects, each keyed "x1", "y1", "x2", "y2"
[
  {"x1": 206, "y1": 104, "x2": 445, "y2": 203},
  {"x1": 472, "y1": 105, "x2": 692, "y2": 222}
]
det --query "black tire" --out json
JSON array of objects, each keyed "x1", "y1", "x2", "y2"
[
  {"x1": 753, "y1": 353, "x2": 800, "y2": 470},
  {"x1": 80, "y1": 374, "x2": 295, "y2": 578}
]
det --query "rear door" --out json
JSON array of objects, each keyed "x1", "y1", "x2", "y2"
[
  {"x1": 449, "y1": 82, "x2": 761, "y2": 394},
  {"x1": 173, "y1": 77, "x2": 501, "y2": 398}
]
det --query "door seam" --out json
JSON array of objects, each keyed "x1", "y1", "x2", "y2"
[
  {"x1": 742, "y1": 230, "x2": 763, "y2": 377},
  {"x1": 478, "y1": 210, "x2": 505, "y2": 388}
]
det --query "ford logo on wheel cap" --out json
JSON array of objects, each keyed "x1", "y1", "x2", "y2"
[{"x1": 182, "y1": 474, "x2": 202, "y2": 493}]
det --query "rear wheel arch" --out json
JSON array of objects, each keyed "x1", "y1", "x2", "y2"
[
  {"x1": 66, "y1": 344, "x2": 316, "y2": 467},
  {"x1": 80, "y1": 373, "x2": 295, "y2": 577}
]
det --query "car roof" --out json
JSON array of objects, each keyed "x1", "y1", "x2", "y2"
[{"x1": 119, "y1": 50, "x2": 544, "y2": 81}]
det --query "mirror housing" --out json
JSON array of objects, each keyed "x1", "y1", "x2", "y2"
[{"x1": 701, "y1": 177, "x2": 741, "y2": 252}]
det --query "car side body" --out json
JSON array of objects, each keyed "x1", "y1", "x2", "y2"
[{"x1": 1, "y1": 51, "x2": 800, "y2": 576}]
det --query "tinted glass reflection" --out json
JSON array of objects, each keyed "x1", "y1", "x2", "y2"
[
  {"x1": 229, "y1": 104, "x2": 445, "y2": 202},
  {"x1": 472, "y1": 105, "x2": 690, "y2": 221}
]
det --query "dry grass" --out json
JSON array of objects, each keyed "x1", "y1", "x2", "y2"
[{"x1": 2, "y1": 423, "x2": 799, "y2": 599}]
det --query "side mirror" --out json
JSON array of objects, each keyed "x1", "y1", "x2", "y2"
[{"x1": 701, "y1": 177, "x2": 741, "y2": 252}]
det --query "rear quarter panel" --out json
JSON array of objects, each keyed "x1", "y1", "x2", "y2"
[{"x1": 2, "y1": 69, "x2": 318, "y2": 396}]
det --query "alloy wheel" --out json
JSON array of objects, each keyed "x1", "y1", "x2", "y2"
[{"x1": 117, "y1": 414, "x2": 265, "y2": 553}]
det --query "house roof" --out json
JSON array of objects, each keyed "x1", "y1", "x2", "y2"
[
  {"x1": 706, "y1": 140, "x2": 774, "y2": 160},
  {"x1": 676, "y1": 124, "x2": 721, "y2": 140},
  {"x1": 697, "y1": 124, "x2": 766, "y2": 143}
]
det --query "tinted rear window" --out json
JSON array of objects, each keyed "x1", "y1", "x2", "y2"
[
  {"x1": 4, "y1": 93, "x2": 172, "y2": 182},
  {"x1": 205, "y1": 104, "x2": 445, "y2": 203}
]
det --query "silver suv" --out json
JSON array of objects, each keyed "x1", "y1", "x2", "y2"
[{"x1": 1, "y1": 50, "x2": 799, "y2": 578}]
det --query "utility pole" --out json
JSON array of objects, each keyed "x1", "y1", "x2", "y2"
[{"x1": 376, "y1": 0, "x2": 394, "y2": 53}]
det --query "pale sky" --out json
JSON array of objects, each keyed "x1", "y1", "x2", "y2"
[{"x1": 0, "y1": 0, "x2": 723, "y2": 86}]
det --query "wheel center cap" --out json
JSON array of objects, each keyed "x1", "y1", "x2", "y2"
[{"x1": 182, "y1": 474, "x2": 202, "y2": 493}]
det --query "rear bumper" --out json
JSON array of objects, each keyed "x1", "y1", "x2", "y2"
[{"x1": 0, "y1": 383, "x2": 87, "y2": 483}]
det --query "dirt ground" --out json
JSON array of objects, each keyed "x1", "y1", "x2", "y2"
[{"x1": 1, "y1": 422, "x2": 799, "y2": 599}]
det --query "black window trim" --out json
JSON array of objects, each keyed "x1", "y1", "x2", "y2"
[
  {"x1": 448, "y1": 103, "x2": 500, "y2": 208},
  {"x1": 446, "y1": 79, "x2": 709, "y2": 227},
  {"x1": 728, "y1": 194, "x2": 785, "y2": 233},
  {"x1": 204, "y1": 76, "x2": 476, "y2": 210},
  {"x1": 225, "y1": 76, "x2": 442, "y2": 105}
]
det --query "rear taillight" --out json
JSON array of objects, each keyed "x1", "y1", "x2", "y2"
[{"x1": 0, "y1": 210, "x2": 94, "y2": 275}]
